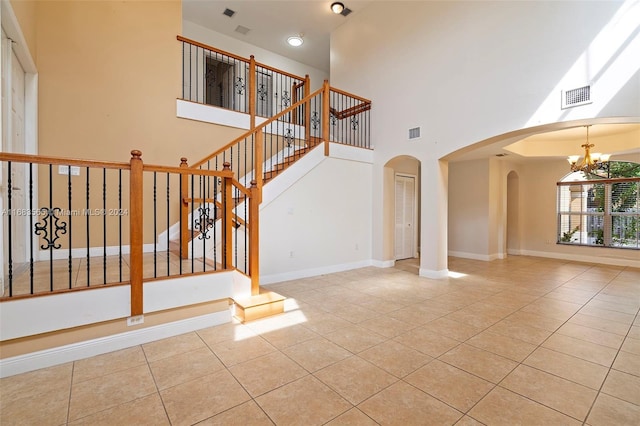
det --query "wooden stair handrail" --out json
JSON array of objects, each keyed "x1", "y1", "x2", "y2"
[
  {"x1": 330, "y1": 86, "x2": 372, "y2": 104},
  {"x1": 0, "y1": 152, "x2": 130, "y2": 170},
  {"x1": 178, "y1": 35, "x2": 304, "y2": 82},
  {"x1": 177, "y1": 35, "x2": 249, "y2": 63},
  {"x1": 329, "y1": 103, "x2": 372, "y2": 121},
  {"x1": 190, "y1": 86, "x2": 325, "y2": 169},
  {"x1": 255, "y1": 60, "x2": 305, "y2": 82}
]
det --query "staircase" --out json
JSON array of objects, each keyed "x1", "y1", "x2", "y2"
[
  {"x1": 174, "y1": 37, "x2": 373, "y2": 322},
  {"x1": 263, "y1": 137, "x2": 323, "y2": 182}
]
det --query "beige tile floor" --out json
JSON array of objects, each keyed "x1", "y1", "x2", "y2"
[{"x1": 1, "y1": 256, "x2": 639, "y2": 425}]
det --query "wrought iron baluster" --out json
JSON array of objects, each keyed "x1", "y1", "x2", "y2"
[
  {"x1": 7, "y1": 161, "x2": 13, "y2": 296},
  {"x1": 190, "y1": 173, "x2": 195, "y2": 273},
  {"x1": 182, "y1": 42, "x2": 185, "y2": 99},
  {"x1": 195, "y1": 46, "x2": 199, "y2": 104},
  {"x1": 202, "y1": 181, "x2": 206, "y2": 273},
  {"x1": 119, "y1": 170, "x2": 122, "y2": 282},
  {"x1": 251, "y1": 136, "x2": 255, "y2": 183},
  {"x1": 153, "y1": 172, "x2": 157, "y2": 278},
  {"x1": 166, "y1": 172, "x2": 170, "y2": 276},
  {"x1": 30, "y1": 163, "x2": 35, "y2": 294},
  {"x1": 68, "y1": 165, "x2": 72, "y2": 289},
  {"x1": 49, "y1": 164, "x2": 53, "y2": 291},
  {"x1": 103, "y1": 168, "x2": 106, "y2": 284},
  {"x1": 213, "y1": 177, "x2": 217, "y2": 270},
  {"x1": 179, "y1": 173, "x2": 183, "y2": 275},
  {"x1": 234, "y1": 189, "x2": 238, "y2": 269},
  {"x1": 86, "y1": 167, "x2": 90, "y2": 286}
]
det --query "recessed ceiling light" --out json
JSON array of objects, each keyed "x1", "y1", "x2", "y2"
[
  {"x1": 287, "y1": 36, "x2": 304, "y2": 47},
  {"x1": 331, "y1": 2, "x2": 345, "y2": 14}
]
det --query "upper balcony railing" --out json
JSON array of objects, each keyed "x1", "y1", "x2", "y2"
[
  {"x1": 178, "y1": 35, "x2": 307, "y2": 124},
  {"x1": 177, "y1": 35, "x2": 371, "y2": 150}
]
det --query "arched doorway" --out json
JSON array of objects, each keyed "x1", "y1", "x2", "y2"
[{"x1": 383, "y1": 156, "x2": 421, "y2": 272}]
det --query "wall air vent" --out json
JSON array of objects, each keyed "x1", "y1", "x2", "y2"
[
  {"x1": 223, "y1": 8, "x2": 236, "y2": 18},
  {"x1": 408, "y1": 127, "x2": 421, "y2": 140},
  {"x1": 562, "y1": 85, "x2": 592, "y2": 109}
]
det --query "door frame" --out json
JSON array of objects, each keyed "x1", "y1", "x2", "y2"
[
  {"x1": 1, "y1": 0, "x2": 39, "y2": 295},
  {"x1": 394, "y1": 172, "x2": 418, "y2": 260}
]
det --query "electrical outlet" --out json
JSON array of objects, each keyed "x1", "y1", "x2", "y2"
[
  {"x1": 58, "y1": 165, "x2": 80, "y2": 176},
  {"x1": 127, "y1": 315, "x2": 144, "y2": 326}
]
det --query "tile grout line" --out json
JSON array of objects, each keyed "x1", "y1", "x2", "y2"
[{"x1": 581, "y1": 306, "x2": 640, "y2": 425}]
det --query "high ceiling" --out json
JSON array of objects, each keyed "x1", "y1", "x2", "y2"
[
  {"x1": 183, "y1": 1, "x2": 371, "y2": 72},
  {"x1": 182, "y1": 2, "x2": 639, "y2": 163}
]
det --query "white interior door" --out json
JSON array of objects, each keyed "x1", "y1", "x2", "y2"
[
  {"x1": 1, "y1": 31, "x2": 28, "y2": 294},
  {"x1": 395, "y1": 174, "x2": 416, "y2": 260}
]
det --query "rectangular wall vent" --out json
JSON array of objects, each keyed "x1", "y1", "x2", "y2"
[
  {"x1": 562, "y1": 85, "x2": 591, "y2": 109},
  {"x1": 408, "y1": 127, "x2": 421, "y2": 140},
  {"x1": 235, "y1": 25, "x2": 251, "y2": 35}
]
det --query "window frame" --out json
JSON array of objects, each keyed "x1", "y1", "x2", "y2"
[{"x1": 557, "y1": 175, "x2": 639, "y2": 250}]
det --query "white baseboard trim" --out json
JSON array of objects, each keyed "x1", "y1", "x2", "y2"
[
  {"x1": 260, "y1": 259, "x2": 374, "y2": 285},
  {"x1": 448, "y1": 251, "x2": 493, "y2": 261},
  {"x1": 419, "y1": 268, "x2": 449, "y2": 279},
  {"x1": 517, "y1": 250, "x2": 640, "y2": 268},
  {"x1": 0, "y1": 310, "x2": 230, "y2": 378},
  {"x1": 371, "y1": 259, "x2": 395, "y2": 268}
]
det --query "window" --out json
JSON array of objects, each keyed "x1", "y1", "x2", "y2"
[{"x1": 557, "y1": 162, "x2": 639, "y2": 249}]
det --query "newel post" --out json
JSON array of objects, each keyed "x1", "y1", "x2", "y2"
[
  {"x1": 129, "y1": 150, "x2": 144, "y2": 316},
  {"x1": 222, "y1": 162, "x2": 233, "y2": 269},
  {"x1": 249, "y1": 179, "x2": 260, "y2": 295},
  {"x1": 322, "y1": 79, "x2": 330, "y2": 156},
  {"x1": 179, "y1": 157, "x2": 189, "y2": 259},
  {"x1": 249, "y1": 55, "x2": 256, "y2": 129}
]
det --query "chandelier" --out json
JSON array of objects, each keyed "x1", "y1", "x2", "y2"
[{"x1": 567, "y1": 125, "x2": 610, "y2": 174}]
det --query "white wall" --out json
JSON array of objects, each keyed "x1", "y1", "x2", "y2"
[
  {"x1": 331, "y1": 1, "x2": 640, "y2": 271},
  {"x1": 259, "y1": 155, "x2": 373, "y2": 283},
  {"x1": 448, "y1": 160, "x2": 490, "y2": 258},
  {"x1": 183, "y1": 20, "x2": 329, "y2": 92}
]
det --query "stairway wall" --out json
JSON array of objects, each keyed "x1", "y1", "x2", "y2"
[{"x1": 259, "y1": 151, "x2": 373, "y2": 284}]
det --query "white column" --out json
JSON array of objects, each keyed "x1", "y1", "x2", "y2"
[{"x1": 419, "y1": 158, "x2": 449, "y2": 278}]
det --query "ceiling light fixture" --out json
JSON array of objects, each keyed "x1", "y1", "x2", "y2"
[
  {"x1": 567, "y1": 125, "x2": 611, "y2": 174},
  {"x1": 287, "y1": 35, "x2": 304, "y2": 47},
  {"x1": 331, "y1": 2, "x2": 345, "y2": 14}
]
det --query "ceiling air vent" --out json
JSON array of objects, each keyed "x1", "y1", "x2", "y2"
[
  {"x1": 223, "y1": 8, "x2": 236, "y2": 18},
  {"x1": 341, "y1": 7, "x2": 353, "y2": 17},
  {"x1": 562, "y1": 85, "x2": 592, "y2": 109},
  {"x1": 235, "y1": 25, "x2": 251, "y2": 35},
  {"x1": 408, "y1": 127, "x2": 421, "y2": 140}
]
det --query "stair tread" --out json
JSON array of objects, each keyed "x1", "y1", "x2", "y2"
[{"x1": 234, "y1": 291, "x2": 286, "y2": 308}]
